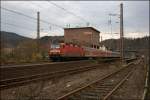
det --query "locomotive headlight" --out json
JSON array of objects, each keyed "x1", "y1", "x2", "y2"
[{"x1": 49, "y1": 49, "x2": 60, "y2": 55}]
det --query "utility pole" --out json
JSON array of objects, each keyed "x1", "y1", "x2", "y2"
[
  {"x1": 120, "y1": 3, "x2": 124, "y2": 62},
  {"x1": 109, "y1": 15, "x2": 112, "y2": 35},
  {"x1": 37, "y1": 11, "x2": 40, "y2": 52},
  {"x1": 101, "y1": 36, "x2": 103, "y2": 42},
  {"x1": 108, "y1": 13, "x2": 118, "y2": 50}
]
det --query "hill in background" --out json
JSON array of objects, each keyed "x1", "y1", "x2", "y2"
[
  {"x1": 0, "y1": 31, "x2": 64, "y2": 49},
  {"x1": 100, "y1": 37, "x2": 149, "y2": 51},
  {"x1": 0, "y1": 31, "x2": 32, "y2": 48},
  {"x1": 1, "y1": 31, "x2": 149, "y2": 52}
]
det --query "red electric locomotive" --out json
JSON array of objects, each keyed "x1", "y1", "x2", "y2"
[{"x1": 49, "y1": 43, "x2": 85, "y2": 61}]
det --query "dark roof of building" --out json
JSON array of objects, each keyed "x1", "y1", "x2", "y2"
[{"x1": 64, "y1": 27, "x2": 100, "y2": 33}]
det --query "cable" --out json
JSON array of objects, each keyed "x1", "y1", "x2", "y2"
[
  {"x1": 47, "y1": 1, "x2": 89, "y2": 23},
  {"x1": 30, "y1": 1, "x2": 65, "y2": 23},
  {"x1": 1, "y1": 7, "x2": 37, "y2": 20},
  {"x1": 49, "y1": 2, "x2": 102, "y2": 29},
  {"x1": 48, "y1": 1, "x2": 103, "y2": 29},
  {"x1": 1, "y1": 7, "x2": 64, "y2": 28},
  {"x1": 2, "y1": 13, "x2": 37, "y2": 25},
  {"x1": 40, "y1": 19, "x2": 63, "y2": 28},
  {"x1": 1, "y1": 22, "x2": 36, "y2": 31},
  {"x1": 30, "y1": 1, "x2": 44, "y2": 9}
]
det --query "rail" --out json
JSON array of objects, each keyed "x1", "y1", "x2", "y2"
[
  {"x1": 56, "y1": 60, "x2": 137, "y2": 100},
  {"x1": 0, "y1": 60, "x2": 99, "y2": 90},
  {"x1": 141, "y1": 59, "x2": 149, "y2": 100}
]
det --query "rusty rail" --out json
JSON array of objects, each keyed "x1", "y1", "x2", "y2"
[
  {"x1": 0, "y1": 60, "x2": 99, "y2": 90},
  {"x1": 56, "y1": 61, "x2": 136, "y2": 100}
]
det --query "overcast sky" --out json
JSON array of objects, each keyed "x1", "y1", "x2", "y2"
[{"x1": 1, "y1": 1, "x2": 149, "y2": 40}]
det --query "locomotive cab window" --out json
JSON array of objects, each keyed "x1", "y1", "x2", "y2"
[{"x1": 50, "y1": 44, "x2": 60, "y2": 48}]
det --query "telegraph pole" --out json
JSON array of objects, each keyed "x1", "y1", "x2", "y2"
[
  {"x1": 120, "y1": 3, "x2": 124, "y2": 62},
  {"x1": 101, "y1": 36, "x2": 103, "y2": 42},
  {"x1": 37, "y1": 11, "x2": 40, "y2": 52}
]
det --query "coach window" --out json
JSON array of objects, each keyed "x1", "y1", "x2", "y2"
[
  {"x1": 75, "y1": 45, "x2": 78, "y2": 47},
  {"x1": 97, "y1": 46, "x2": 99, "y2": 49},
  {"x1": 94, "y1": 45, "x2": 96, "y2": 49}
]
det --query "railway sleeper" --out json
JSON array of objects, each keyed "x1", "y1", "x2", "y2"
[
  {"x1": 76, "y1": 92, "x2": 107, "y2": 100},
  {"x1": 74, "y1": 90, "x2": 109, "y2": 98},
  {"x1": 93, "y1": 88, "x2": 112, "y2": 92},
  {"x1": 96, "y1": 85, "x2": 114, "y2": 88},
  {"x1": 69, "y1": 96, "x2": 100, "y2": 100},
  {"x1": 80, "y1": 92, "x2": 100, "y2": 100}
]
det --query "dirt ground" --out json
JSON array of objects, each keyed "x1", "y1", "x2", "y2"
[{"x1": 1, "y1": 61, "x2": 122, "y2": 100}]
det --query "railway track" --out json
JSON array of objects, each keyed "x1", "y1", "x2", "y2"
[
  {"x1": 0, "y1": 60, "x2": 101, "y2": 90},
  {"x1": 56, "y1": 60, "x2": 139, "y2": 100}
]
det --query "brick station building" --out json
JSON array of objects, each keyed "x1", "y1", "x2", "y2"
[{"x1": 64, "y1": 27, "x2": 100, "y2": 49}]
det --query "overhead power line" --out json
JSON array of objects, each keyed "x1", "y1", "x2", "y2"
[
  {"x1": 1, "y1": 7, "x2": 37, "y2": 20},
  {"x1": 47, "y1": 1, "x2": 89, "y2": 23},
  {"x1": 1, "y1": 22, "x2": 35, "y2": 31},
  {"x1": 1, "y1": 7, "x2": 64, "y2": 28},
  {"x1": 2, "y1": 13, "x2": 37, "y2": 25},
  {"x1": 47, "y1": 1, "x2": 102, "y2": 29}
]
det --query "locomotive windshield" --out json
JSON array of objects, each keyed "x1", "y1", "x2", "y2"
[{"x1": 50, "y1": 44, "x2": 60, "y2": 48}]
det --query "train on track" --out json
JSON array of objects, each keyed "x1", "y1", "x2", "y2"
[
  {"x1": 49, "y1": 43, "x2": 120, "y2": 61},
  {"x1": 48, "y1": 27, "x2": 120, "y2": 61}
]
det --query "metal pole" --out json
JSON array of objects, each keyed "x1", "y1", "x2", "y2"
[
  {"x1": 120, "y1": 3, "x2": 124, "y2": 62},
  {"x1": 110, "y1": 15, "x2": 112, "y2": 36},
  {"x1": 108, "y1": 14, "x2": 113, "y2": 50},
  {"x1": 91, "y1": 33, "x2": 93, "y2": 48},
  {"x1": 37, "y1": 11, "x2": 40, "y2": 52}
]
